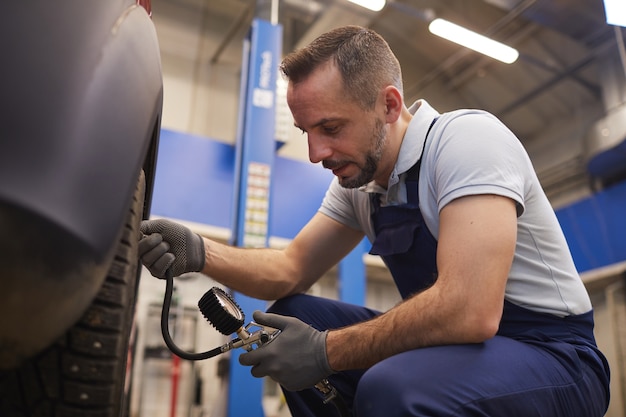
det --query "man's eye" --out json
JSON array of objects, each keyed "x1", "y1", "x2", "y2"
[{"x1": 323, "y1": 126, "x2": 339, "y2": 134}]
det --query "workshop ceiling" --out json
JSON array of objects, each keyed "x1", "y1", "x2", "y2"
[
  {"x1": 157, "y1": 0, "x2": 614, "y2": 137},
  {"x1": 153, "y1": 0, "x2": 622, "y2": 202}
]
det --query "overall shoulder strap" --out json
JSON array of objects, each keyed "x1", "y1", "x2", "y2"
[{"x1": 406, "y1": 116, "x2": 439, "y2": 182}]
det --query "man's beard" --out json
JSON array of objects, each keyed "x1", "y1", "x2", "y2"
[{"x1": 329, "y1": 118, "x2": 387, "y2": 189}]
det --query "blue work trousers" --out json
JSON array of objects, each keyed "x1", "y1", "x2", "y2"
[{"x1": 268, "y1": 294, "x2": 609, "y2": 417}]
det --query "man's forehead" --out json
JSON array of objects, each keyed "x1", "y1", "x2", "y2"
[{"x1": 288, "y1": 61, "x2": 341, "y2": 92}]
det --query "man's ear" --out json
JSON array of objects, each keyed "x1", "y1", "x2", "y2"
[{"x1": 383, "y1": 86, "x2": 403, "y2": 123}]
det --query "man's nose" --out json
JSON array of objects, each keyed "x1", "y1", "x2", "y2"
[{"x1": 308, "y1": 136, "x2": 333, "y2": 164}]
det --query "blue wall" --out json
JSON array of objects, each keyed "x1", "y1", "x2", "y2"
[
  {"x1": 556, "y1": 180, "x2": 626, "y2": 273},
  {"x1": 151, "y1": 129, "x2": 333, "y2": 239},
  {"x1": 151, "y1": 129, "x2": 626, "y2": 274},
  {"x1": 151, "y1": 130, "x2": 236, "y2": 229}
]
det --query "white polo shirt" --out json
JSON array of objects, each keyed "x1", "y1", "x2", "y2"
[{"x1": 319, "y1": 100, "x2": 592, "y2": 317}]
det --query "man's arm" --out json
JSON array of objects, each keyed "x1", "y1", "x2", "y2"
[
  {"x1": 199, "y1": 212, "x2": 365, "y2": 300},
  {"x1": 326, "y1": 194, "x2": 517, "y2": 370}
]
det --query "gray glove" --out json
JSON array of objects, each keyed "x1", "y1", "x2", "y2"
[
  {"x1": 139, "y1": 219, "x2": 205, "y2": 278},
  {"x1": 239, "y1": 311, "x2": 333, "y2": 391}
]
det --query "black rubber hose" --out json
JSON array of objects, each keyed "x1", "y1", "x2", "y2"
[{"x1": 161, "y1": 268, "x2": 223, "y2": 360}]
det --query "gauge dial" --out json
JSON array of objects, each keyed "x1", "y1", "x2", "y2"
[{"x1": 198, "y1": 287, "x2": 245, "y2": 335}]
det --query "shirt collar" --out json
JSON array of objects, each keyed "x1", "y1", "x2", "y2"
[{"x1": 360, "y1": 99, "x2": 440, "y2": 200}]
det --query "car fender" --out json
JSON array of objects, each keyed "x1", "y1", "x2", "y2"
[
  {"x1": 0, "y1": 1, "x2": 163, "y2": 261},
  {"x1": 0, "y1": 0, "x2": 163, "y2": 365}
]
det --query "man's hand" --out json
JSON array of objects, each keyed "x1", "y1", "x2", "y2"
[
  {"x1": 239, "y1": 311, "x2": 333, "y2": 391},
  {"x1": 139, "y1": 219, "x2": 205, "y2": 278}
]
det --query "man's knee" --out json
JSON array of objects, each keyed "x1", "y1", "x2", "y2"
[
  {"x1": 267, "y1": 295, "x2": 380, "y2": 334},
  {"x1": 354, "y1": 360, "x2": 413, "y2": 417},
  {"x1": 353, "y1": 351, "x2": 462, "y2": 417},
  {"x1": 267, "y1": 294, "x2": 315, "y2": 318}
]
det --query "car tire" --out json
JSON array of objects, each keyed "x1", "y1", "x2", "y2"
[{"x1": 0, "y1": 170, "x2": 146, "y2": 417}]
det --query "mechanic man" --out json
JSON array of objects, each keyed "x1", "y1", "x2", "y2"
[{"x1": 139, "y1": 26, "x2": 610, "y2": 416}]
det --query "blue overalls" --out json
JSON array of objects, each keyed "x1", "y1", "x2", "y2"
[{"x1": 268, "y1": 120, "x2": 610, "y2": 416}]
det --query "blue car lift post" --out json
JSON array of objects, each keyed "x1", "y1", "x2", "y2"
[{"x1": 227, "y1": 17, "x2": 283, "y2": 417}]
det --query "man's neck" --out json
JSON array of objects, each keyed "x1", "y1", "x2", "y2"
[{"x1": 373, "y1": 107, "x2": 413, "y2": 189}]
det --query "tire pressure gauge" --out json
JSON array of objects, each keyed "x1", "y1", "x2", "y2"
[
  {"x1": 196, "y1": 287, "x2": 280, "y2": 352},
  {"x1": 198, "y1": 287, "x2": 246, "y2": 335}
]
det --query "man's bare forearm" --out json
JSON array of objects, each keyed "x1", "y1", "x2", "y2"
[
  {"x1": 199, "y1": 238, "x2": 319, "y2": 300},
  {"x1": 325, "y1": 283, "x2": 501, "y2": 371}
]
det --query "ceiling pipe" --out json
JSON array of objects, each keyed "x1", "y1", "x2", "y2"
[
  {"x1": 402, "y1": 0, "x2": 602, "y2": 113},
  {"x1": 496, "y1": 39, "x2": 616, "y2": 116}
]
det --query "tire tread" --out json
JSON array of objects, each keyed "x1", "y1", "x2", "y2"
[{"x1": 0, "y1": 172, "x2": 145, "y2": 417}]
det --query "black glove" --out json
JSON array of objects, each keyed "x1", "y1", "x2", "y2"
[
  {"x1": 239, "y1": 311, "x2": 333, "y2": 391},
  {"x1": 139, "y1": 219, "x2": 205, "y2": 278}
]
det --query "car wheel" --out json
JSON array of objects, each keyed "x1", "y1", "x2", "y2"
[{"x1": 0, "y1": 171, "x2": 146, "y2": 417}]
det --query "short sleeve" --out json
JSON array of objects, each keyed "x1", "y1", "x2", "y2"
[
  {"x1": 318, "y1": 178, "x2": 364, "y2": 231},
  {"x1": 430, "y1": 112, "x2": 529, "y2": 216}
]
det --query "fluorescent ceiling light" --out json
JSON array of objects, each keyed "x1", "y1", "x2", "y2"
[
  {"x1": 603, "y1": 0, "x2": 626, "y2": 27},
  {"x1": 347, "y1": 0, "x2": 386, "y2": 12},
  {"x1": 428, "y1": 18, "x2": 519, "y2": 64}
]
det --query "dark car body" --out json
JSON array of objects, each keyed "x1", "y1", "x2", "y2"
[{"x1": 0, "y1": 1, "x2": 162, "y2": 415}]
